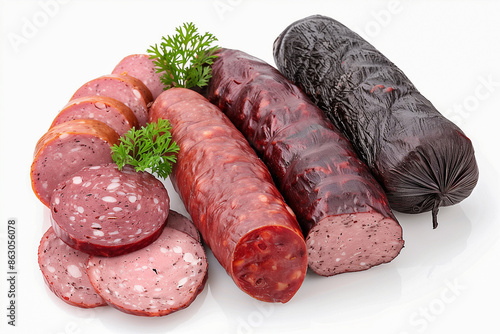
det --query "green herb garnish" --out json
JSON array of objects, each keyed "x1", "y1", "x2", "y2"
[
  {"x1": 148, "y1": 22, "x2": 219, "y2": 89},
  {"x1": 111, "y1": 119, "x2": 179, "y2": 179}
]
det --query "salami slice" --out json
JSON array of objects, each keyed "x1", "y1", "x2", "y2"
[
  {"x1": 206, "y1": 49, "x2": 404, "y2": 276},
  {"x1": 38, "y1": 227, "x2": 106, "y2": 308},
  {"x1": 71, "y1": 74, "x2": 153, "y2": 127},
  {"x1": 150, "y1": 88, "x2": 307, "y2": 303},
  {"x1": 51, "y1": 96, "x2": 139, "y2": 136},
  {"x1": 112, "y1": 54, "x2": 164, "y2": 100},
  {"x1": 166, "y1": 210, "x2": 201, "y2": 243},
  {"x1": 31, "y1": 119, "x2": 119, "y2": 207},
  {"x1": 87, "y1": 227, "x2": 208, "y2": 317},
  {"x1": 50, "y1": 163, "x2": 169, "y2": 257}
]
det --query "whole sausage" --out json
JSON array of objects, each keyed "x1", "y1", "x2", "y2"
[
  {"x1": 149, "y1": 88, "x2": 307, "y2": 303},
  {"x1": 206, "y1": 49, "x2": 404, "y2": 276},
  {"x1": 273, "y1": 15, "x2": 480, "y2": 228}
]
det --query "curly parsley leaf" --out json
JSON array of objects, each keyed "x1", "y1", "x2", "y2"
[{"x1": 111, "y1": 119, "x2": 179, "y2": 179}]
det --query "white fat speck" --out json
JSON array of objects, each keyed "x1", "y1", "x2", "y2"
[
  {"x1": 93, "y1": 230, "x2": 104, "y2": 237},
  {"x1": 136, "y1": 204, "x2": 141, "y2": 210},
  {"x1": 107, "y1": 182, "x2": 120, "y2": 190},
  {"x1": 69, "y1": 147, "x2": 82, "y2": 153},
  {"x1": 153, "y1": 198, "x2": 159, "y2": 204},
  {"x1": 154, "y1": 288, "x2": 162, "y2": 292},
  {"x1": 128, "y1": 195, "x2": 137, "y2": 203},
  {"x1": 132, "y1": 89, "x2": 141, "y2": 99},
  {"x1": 42, "y1": 182, "x2": 48, "y2": 189},
  {"x1": 69, "y1": 216, "x2": 75, "y2": 221},
  {"x1": 54, "y1": 197, "x2": 60, "y2": 205},
  {"x1": 183, "y1": 253, "x2": 195, "y2": 264},
  {"x1": 89, "y1": 166, "x2": 101, "y2": 170},
  {"x1": 77, "y1": 206, "x2": 84, "y2": 213},
  {"x1": 99, "y1": 215, "x2": 106, "y2": 220},
  {"x1": 341, "y1": 252, "x2": 346, "y2": 256},
  {"x1": 113, "y1": 238, "x2": 122, "y2": 243},
  {"x1": 135, "y1": 229, "x2": 142, "y2": 234},
  {"x1": 360, "y1": 262, "x2": 366, "y2": 266},
  {"x1": 142, "y1": 266, "x2": 148, "y2": 270},
  {"x1": 160, "y1": 247, "x2": 168, "y2": 254},
  {"x1": 124, "y1": 183, "x2": 136, "y2": 188},
  {"x1": 109, "y1": 230, "x2": 119, "y2": 235},
  {"x1": 67, "y1": 264, "x2": 82, "y2": 278},
  {"x1": 91, "y1": 222, "x2": 102, "y2": 229},
  {"x1": 173, "y1": 246, "x2": 182, "y2": 254},
  {"x1": 83, "y1": 181, "x2": 92, "y2": 187},
  {"x1": 113, "y1": 207, "x2": 123, "y2": 212},
  {"x1": 336, "y1": 258, "x2": 341, "y2": 262},
  {"x1": 72, "y1": 176, "x2": 82, "y2": 184},
  {"x1": 59, "y1": 133, "x2": 69, "y2": 139},
  {"x1": 178, "y1": 277, "x2": 187, "y2": 288},
  {"x1": 167, "y1": 300, "x2": 175, "y2": 306},
  {"x1": 47, "y1": 266, "x2": 55, "y2": 273},
  {"x1": 102, "y1": 196, "x2": 117, "y2": 203}
]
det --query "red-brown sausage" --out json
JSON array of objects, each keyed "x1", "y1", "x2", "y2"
[
  {"x1": 207, "y1": 49, "x2": 404, "y2": 276},
  {"x1": 149, "y1": 88, "x2": 307, "y2": 303}
]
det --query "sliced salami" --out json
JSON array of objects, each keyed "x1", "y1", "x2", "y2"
[
  {"x1": 50, "y1": 163, "x2": 169, "y2": 257},
  {"x1": 70, "y1": 74, "x2": 153, "y2": 127},
  {"x1": 51, "y1": 96, "x2": 139, "y2": 136},
  {"x1": 87, "y1": 227, "x2": 208, "y2": 317},
  {"x1": 30, "y1": 119, "x2": 119, "y2": 207},
  {"x1": 112, "y1": 54, "x2": 164, "y2": 100},
  {"x1": 150, "y1": 88, "x2": 307, "y2": 303},
  {"x1": 165, "y1": 210, "x2": 201, "y2": 243},
  {"x1": 38, "y1": 227, "x2": 106, "y2": 308}
]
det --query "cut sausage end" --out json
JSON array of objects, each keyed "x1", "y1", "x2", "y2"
[
  {"x1": 306, "y1": 212, "x2": 404, "y2": 276},
  {"x1": 232, "y1": 226, "x2": 307, "y2": 303}
]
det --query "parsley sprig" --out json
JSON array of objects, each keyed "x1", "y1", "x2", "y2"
[
  {"x1": 148, "y1": 22, "x2": 219, "y2": 89},
  {"x1": 111, "y1": 119, "x2": 179, "y2": 179}
]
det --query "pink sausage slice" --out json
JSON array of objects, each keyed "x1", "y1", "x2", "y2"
[
  {"x1": 112, "y1": 54, "x2": 164, "y2": 100},
  {"x1": 71, "y1": 74, "x2": 153, "y2": 127},
  {"x1": 87, "y1": 227, "x2": 208, "y2": 317},
  {"x1": 50, "y1": 163, "x2": 169, "y2": 257},
  {"x1": 31, "y1": 119, "x2": 120, "y2": 207},
  {"x1": 38, "y1": 227, "x2": 107, "y2": 308},
  {"x1": 165, "y1": 210, "x2": 201, "y2": 243},
  {"x1": 51, "y1": 96, "x2": 139, "y2": 136}
]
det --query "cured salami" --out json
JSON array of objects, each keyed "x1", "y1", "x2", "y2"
[
  {"x1": 112, "y1": 54, "x2": 164, "y2": 100},
  {"x1": 31, "y1": 119, "x2": 119, "y2": 207},
  {"x1": 207, "y1": 49, "x2": 404, "y2": 276},
  {"x1": 87, "y1": 227, "x2": 208, "y2": 317},
  {"x1": 273, "y1": 15, "x2": 479, "y2": 228},
  {"x1": 38, "y1": 227, "x2": 107, "y2": 308},
  {"x1": 51, "y1": 96, "x2": 138, "y2": 136},
  {"x1": 50, "y1": 163, "x2": 169, "y2": 257},
  {"x1": 150, "y1": 88, "x2": 307, "y2": 303},
  {"x1": 71, "y1": 74, "x2": 153, "y2": 127}
]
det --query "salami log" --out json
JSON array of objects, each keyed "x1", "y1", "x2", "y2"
[
  {"x1": 87, "y1": 226, "x2": 207, "y2": 317},
  {"x1": 71, "y1": 74, "x2": 153, "y2": 127},
  {"x1": 38, "y1": 227, "x2": 107, "y2": 308},
  {"x1": 273, "y1": 15, "x2": 479, "y2": 228},
  {"x1": 51, "y1": 96, "x2": 138, "y2": 136},
  {"x1": 31, "y1": 119, "x2": 119, "y2": 207},
  {"x1": 149, "y1": 88, "x2": 307, "y2": 303},
  {"x1": 112, "y1": 54, "x2": 164, "y2": 100},
  {"x1": 50, "y1": 163, "x2": 169, "y2": 257},
  {"x1": 206, "y1": 49, "x2": 404, "y2": 276}
]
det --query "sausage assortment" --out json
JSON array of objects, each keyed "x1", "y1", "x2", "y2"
[{"x1": 30, "y1": 15, "x2": 479, "y2": 321}]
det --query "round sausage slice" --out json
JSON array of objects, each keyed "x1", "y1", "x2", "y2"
[
  {"x1": 87, "y1": 227, "x2": 208, "y2": 317},
  {"x1": 38, "y1": 227, "x2": 107, "y2": 308},
  {"x1": 112, "y1": 54, "x2": 164, "y2": 100},
  {"x1": 50, "y1": 163, "x2": 169, "y2": 257},
  {"x1": 71, "y1": 74, "x2": 153, "y2": 127},
  {"x1": 31, "y1": 119, "x2": 120, "y2": 207},
  {"x1": 166, "y1": 210, "x2": 201, "y2": 243},
  {"x1": 51, "y1": 96, "x2": 139, "y2": 136}
]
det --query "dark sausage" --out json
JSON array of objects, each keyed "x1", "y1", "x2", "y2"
[
  {"x1": 149, "y1": 88, "x2": 307, "y2": 303},
  {"x1": 273, "y1": 15, "x2": 479, "y2": 228},
  {"x1": 206, "y1": 49, "x2": 404, "y2": 276}
]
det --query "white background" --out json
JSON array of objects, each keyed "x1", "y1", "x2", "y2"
[{"x1": 1, "y1": 0, "x2": 499, "y2": 333}]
